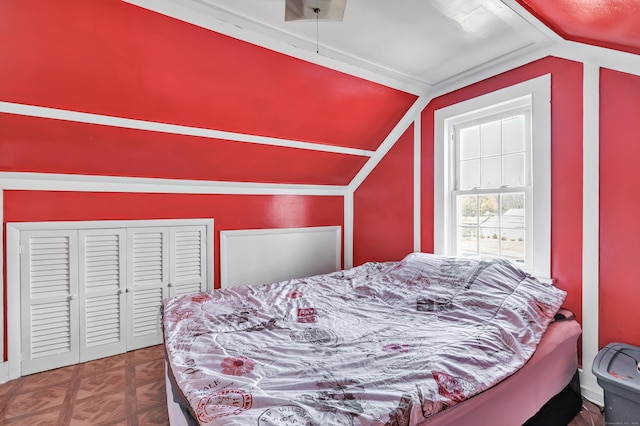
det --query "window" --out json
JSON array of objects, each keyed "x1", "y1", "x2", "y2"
[{"x1": 434, "y1": 75, "x2": 551, "y2": 278}]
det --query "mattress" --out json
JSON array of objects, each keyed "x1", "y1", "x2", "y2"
[
  {"x1": 163, "y1": 252, "x2": 570, "y2": 425},
  {"x1": 420, "y1": 316, "x2": 581, "y2": 425},
  {"x1": 165, "y1": 317, "x2": 581, "y2": 426}
]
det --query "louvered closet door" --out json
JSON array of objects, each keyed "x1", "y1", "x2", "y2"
[
  {"x1": 79, "y1": 229, "x2": 126, "y2": 362},
  {"x1": 170, "y1": 226, "x2": 207, "y2": 298},
  {"x1": 126, "y1": 227, "x2": 169, "y2": 350},
  {"x1": 20, "y1": 230, "x2": 79, "y2": 375}
]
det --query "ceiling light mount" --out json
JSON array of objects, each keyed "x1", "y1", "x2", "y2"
[{"x1": 285, "y1": 0, "x2": 347, "y2": 22}]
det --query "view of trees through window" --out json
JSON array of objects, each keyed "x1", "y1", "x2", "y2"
[
  {"x1": 457, "y1": 193, "x2": 525, "y2": 263},
  {"x1": 454, "y1": 114, "x2": 527, "y2": 264}
]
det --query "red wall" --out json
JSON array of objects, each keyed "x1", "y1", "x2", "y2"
[
  {"x1": 8, "y1": 0, "x2": 629, "y2": 366},
  {"x1": 3, "y1": 191, "x2": 344, "y2": 289},
  {"x1": 0, "y1": 0, "x2": 416, "y2": 152},
  {"x1": 517, "y1": 0, "x2": 640, "y2": 57},
  {"x1": 421, "y1": 56, "x2": 584, "y2": 331},
  {"x1": 2, "y1": 191, "x2": 344, "y2": 360},
  {"x1": 353, "y1": 126, "x2": 415, "y2": 265},
  {"x1": 0, "y1": 0, "x2": 417, "y2": 362},
  {"x1": 599, "y1": 68, "x2": 640, "y2": 348},
  {"x1": 0, "y1": 113, "x2": 367, "y2": 186}
]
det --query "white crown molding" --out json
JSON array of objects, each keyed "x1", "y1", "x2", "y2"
[
  {"x1": 430, "y1": 41, "x2": 550, "y2": 90},
  {"x1": 0, "y1": 101, "x2": 373, "y2": 158},
  {"x1": 429, "y1": 43, "x2": 553, "y2": 100},
  {"x1": 428, "y1": 36, "x2": 640, "y2": 109}
]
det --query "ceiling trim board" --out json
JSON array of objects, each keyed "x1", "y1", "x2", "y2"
[
  {"x1": 0, "y1": 101, "x2": 374, "y2": 158},
  {"x1": 189, "y1": 0, "x2": 433, "y2": 87},
  {"x1": 348, "y1": 96, "x2": 431, "y2": 192},
  {"x1": 431, "y1": 40, "x2": 550, "y2": 89},
  {"x1": 123, "y1": 0, "x2": 428, "y2": 95},
  {"x1": 549, "y1": 41, "x2": 640, "y2": 78},
  {"x1": 500, "y1": 0, "x2": 564, "y2": 42},
  {"x1": 428, "y1": 44, "x2": 553, "y2": 101},
  {"x1": 0, "y1": 172, "x2": 349, "y2": 196}
]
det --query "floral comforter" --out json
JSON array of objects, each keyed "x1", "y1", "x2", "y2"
[{"x1": 163, "y1": 252, "x2": 566, "y2": 426}]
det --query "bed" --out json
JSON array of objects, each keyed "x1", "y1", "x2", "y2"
[{"x1": 163, "y1": 252, "x2": 581, "y2": 425}]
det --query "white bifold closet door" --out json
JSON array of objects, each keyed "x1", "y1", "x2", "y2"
[
  {"x1": 20, "y1": 230, "x2": 80, "y2": 376},
  {"x1": 126, "y1": 227, "x2": 169, "y2": 351},
  {"x1": 125, "y1": 225, "x2": 207, "y2": 350},
  {"x1": 79, "y1": 229, "x2": 127, "y2": 363},
  {"x1": 171, "y1": 226, "x2": 207, "y2": 297},
  {"x1": 20, "y1": 223, "x2": 208, "y2": 375}
]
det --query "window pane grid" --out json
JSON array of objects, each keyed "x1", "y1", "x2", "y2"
[
  {"x1": 455, "y1": 192, "x2": 525, "y2": 265},
  {"x1": 456, "y1": 114, "x2": 526, "y2": 191}
]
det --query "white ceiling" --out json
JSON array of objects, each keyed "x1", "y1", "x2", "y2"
[{"x1": 126, "y1": 0, "x2": 558, "y2": 94}]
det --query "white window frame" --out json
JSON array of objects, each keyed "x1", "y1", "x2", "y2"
[{"x1": 434, "y1": 74, "x2": 551, "y2": 279}]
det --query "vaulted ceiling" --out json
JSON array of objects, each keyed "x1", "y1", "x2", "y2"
[
  {"x1": 3, "y1": 0, "x2": 639, "y2": 186},
  {"x1": 127, "y1": 0, "x2": 640, "y2": 95},
  {"x1": 517, "y1": 0, "x2": 640, "y2": 56}
]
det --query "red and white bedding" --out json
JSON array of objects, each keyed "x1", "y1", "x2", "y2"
[{"x1": 162, "y1": 252, "x2": 567, "y2": 425}]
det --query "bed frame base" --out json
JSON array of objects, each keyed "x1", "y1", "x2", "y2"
[{"x1": 524, "y1": 371, "x2": 582, "y2": 426}]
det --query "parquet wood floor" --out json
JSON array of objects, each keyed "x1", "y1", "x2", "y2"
[
  {"x1": 0, "y1": 345, "x2": 168, "y2": 425},
  {"x1": 0, "y1": 344, "x2": 605, "y2": 425},
  {"x1": 569, "y1": 399, "x2": 606, "y2": 426}
]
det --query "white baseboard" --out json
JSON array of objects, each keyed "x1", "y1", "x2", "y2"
[
  {"x1": 0, "y1": 361, "x2": 9, "y2": 384},
  {"x1": 579, "y1": 369, "x2": 604, "y2": 406}
]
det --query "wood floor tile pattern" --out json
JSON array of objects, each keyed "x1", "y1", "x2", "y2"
[
  {"x1": 0, "y1": 344, "x2": 605, "y2": 425},
  {"x1": 570, "y1": 399, "x2": 606, "y2": 426},
  {"x1": 0, "y1": 345, "x2": 168, "y2": 425}
]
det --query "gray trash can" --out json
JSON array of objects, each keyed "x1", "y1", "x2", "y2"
[{"x1": 592, "y1": 342, "x2": 640, "y2": 424}]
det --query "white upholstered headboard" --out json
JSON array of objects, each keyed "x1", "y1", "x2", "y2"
[{"x1": 219, "y1": 226, "x2": 341, "y2": 288}]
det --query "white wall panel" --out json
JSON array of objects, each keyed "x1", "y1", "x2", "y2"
[{"x1": 220, "y1": 226, "x2": 341, "y2": 288}]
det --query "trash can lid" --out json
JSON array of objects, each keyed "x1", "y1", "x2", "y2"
[{"x1": 592, "y1": 342, "x2": 640, "y2": 392}]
